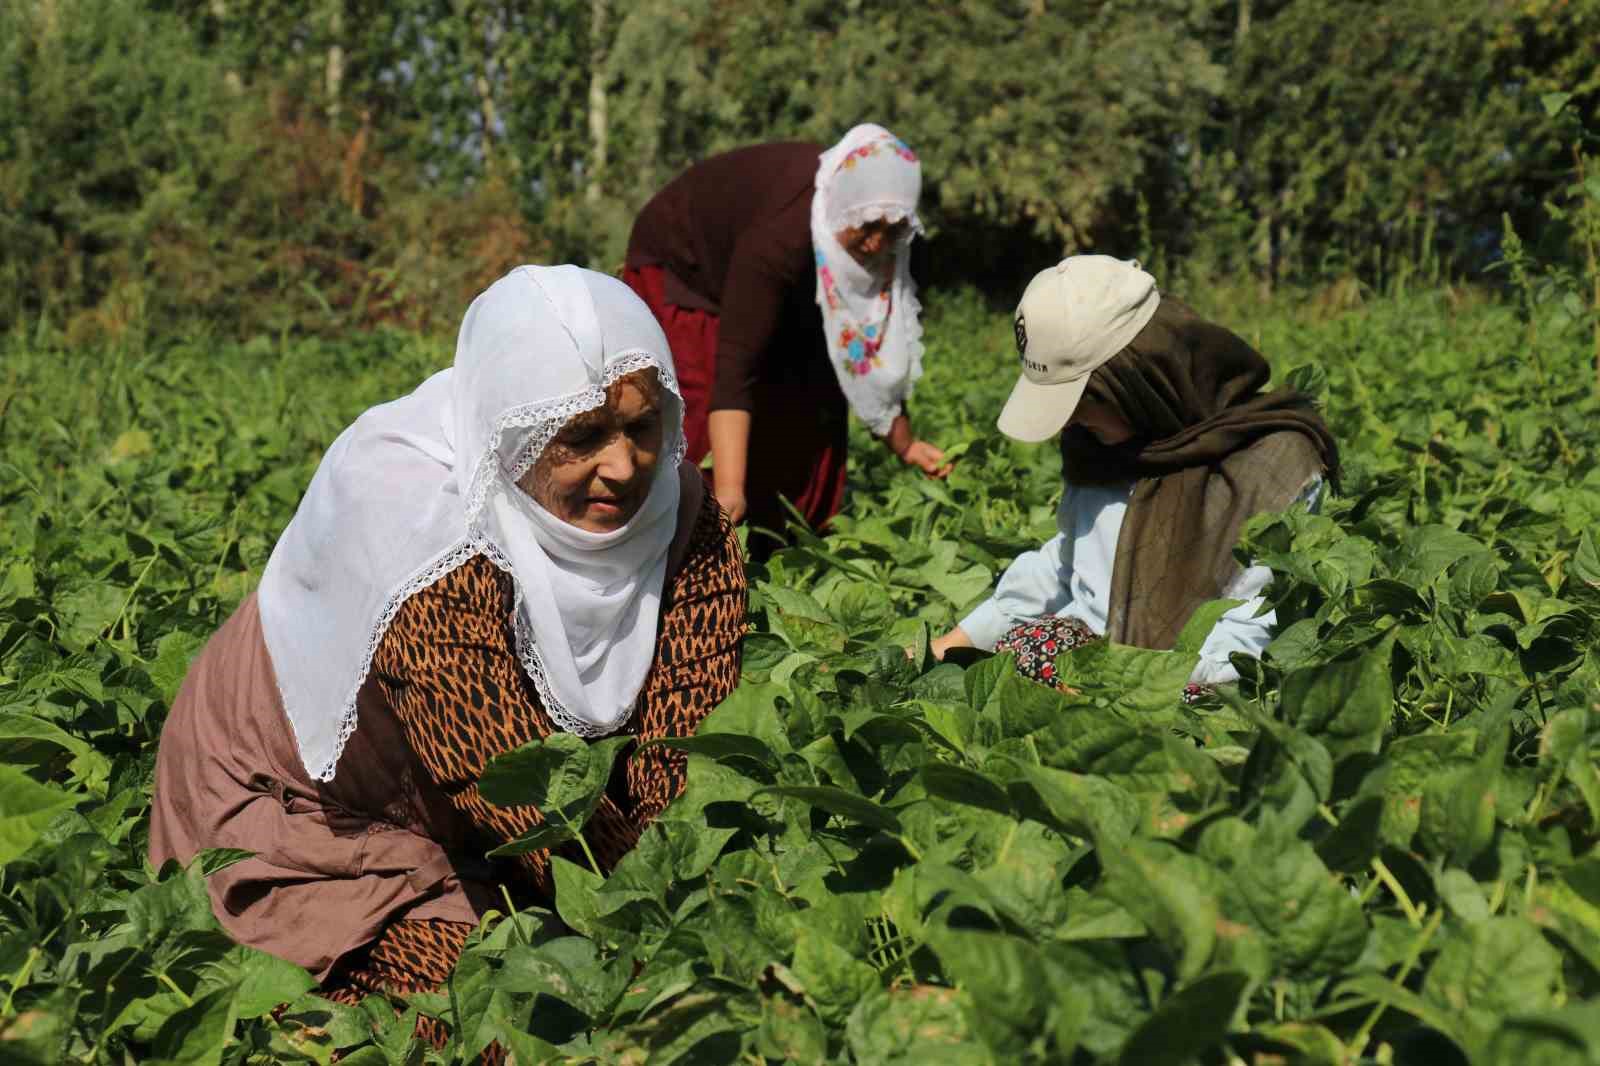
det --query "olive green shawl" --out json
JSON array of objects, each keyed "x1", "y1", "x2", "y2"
[{"x1": 1059, "y1": 298, "x2": 1339, "y2": 651}]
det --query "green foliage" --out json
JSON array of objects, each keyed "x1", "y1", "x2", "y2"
[
  {"x1": 481, "y1": 734, "x2": 633, "y2": 867},
  {"x1": 601, "y1": 0, "x2": 1600, "y2": 286},
  {"x1": 1186, "y1": 0, "x2": 1600, "y2": 284},
  {"x1": 0, "y1": 0, "x2": 547, "y2": 342},
  {"x1": 604, "y1": 0, "x2": 1223, "y2": 253},
  {"x1": 5, "y1": 284, "x2": 1600, "y2": 1060},
  {"x1": 9, "y1": 0, "x2": 1600, "y2": 335},
  {"x1": 156, "y1": 0, "x2": 594, "y2": 207},
  {"x1": 1497, "y1": 90, "x2": 1600, "y2": 401},
  {"x1": 0, "y1": 0, "x2": 240, "y2": 332},
  {"x1": 0, "y1": 327, "x2": 451, "y2": 1061}
]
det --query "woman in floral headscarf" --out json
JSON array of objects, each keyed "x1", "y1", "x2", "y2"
[{"x1": 625, "y1": 123, "x2": 949, "y2": 549}]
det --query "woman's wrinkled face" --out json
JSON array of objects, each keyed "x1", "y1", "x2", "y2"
[
  {"x1": 835, "y1": 218, "x2": 910, "y2": 278},
  {"x1": 1069, "y1": 398, "x2": 1135, "y2": 446},
  {"x1": 518, "y1": 370, "x2": 666, "y2": 532}
]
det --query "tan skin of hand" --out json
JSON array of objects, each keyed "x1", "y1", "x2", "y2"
[
  {"x1": 517, "y1": 371, "x2": 665, "y2": 532},
  {"x1": 707, "y1": 408, "x2": 752, "y2": 524},
  {"x1": 928, "y1": 398, "x2": 1134, "y2": 661},
  {"x1": 709, "y1": 218, "x2": 951, "y2": 524}
]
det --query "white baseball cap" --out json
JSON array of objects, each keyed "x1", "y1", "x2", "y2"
[{"x1": 997, "y1": 255, "x2": 1161, "y2": 442}]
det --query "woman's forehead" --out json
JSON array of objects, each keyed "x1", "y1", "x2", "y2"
[{"x1": 607, "y1": 369, "x2": 662, "y2": 406}]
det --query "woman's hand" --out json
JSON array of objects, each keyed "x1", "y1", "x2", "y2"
[
  {"x1": 716, "y1": 484, "x2": 748, "y2": 525},
  {"x1": 885, "y1": 413, "x2": 953, "y2": 479},
  {"x1": 930, "y1": 626, "x2": 975, "y2": 662},
  {"x1": 900, "y1": 440, "x2": 952, "y2": 478}
]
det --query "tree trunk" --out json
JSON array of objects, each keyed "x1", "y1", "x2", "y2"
[
  {"x1": 471, "y1": 1, "x2": 500, "y2": 166},
  {"x1": 326, "y1": 43, "x2": 344, "y2": 120},
  {"x1": 587, "y1": 0, "x2": 610, "y2": 204},
  {"x1": 1235, "y1": 0, "x2": 1255, "y2": 284},
  {"x1": 325, "y1": 2, "x2": 344, "y2": 123},
  {"x1": 1255, "y1": 210, "x2": 1274, "y2": 299},
  {"x1": 477, "y1": 72, "x2": 499, "y2": 165}
]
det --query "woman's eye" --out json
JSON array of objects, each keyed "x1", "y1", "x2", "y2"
[
  {"x1": 561, "y1": 428, "x2": 606, "y2": 451},
  {"x1": 628, "y1": 414, "x2": 661, "y2": 439}
]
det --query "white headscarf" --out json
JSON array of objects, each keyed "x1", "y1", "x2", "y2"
[
  {"x1": 811, "y1": 123, "x2": 926, "y2": 437},
  {"x1": 258, "y1": 265, "x2": 685, "y2": 781}
]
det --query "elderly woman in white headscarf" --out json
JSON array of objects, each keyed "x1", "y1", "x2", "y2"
[
  {"x1": 148, "y1": 266, "x2": 746, "y2": 1044},
  {"x1": 625, "y1": 123, "x2": 950, "y2": 550}
]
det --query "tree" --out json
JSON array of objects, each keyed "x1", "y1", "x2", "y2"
[
  {"x1": 1185, "y1": 0, "x2": 1600, "y2": 282},
  {"x1": 602, "y1": 0, "x2": 1225, "y2": 272}
]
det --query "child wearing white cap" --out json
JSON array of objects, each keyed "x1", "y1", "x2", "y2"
[{"x1": 931, "y1": 256, "x2": 1340, "y2": 691}]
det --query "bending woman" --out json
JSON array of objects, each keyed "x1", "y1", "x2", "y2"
[
  {"x1": 624, "y1": 123, "x2": 949, "y2": 542},
  {"x1": 932, "y1": 256, "x2": 1338, "y2": 690},
  {"x1": 149, "y1": 266, "x2": 745, "y2": 1037}
]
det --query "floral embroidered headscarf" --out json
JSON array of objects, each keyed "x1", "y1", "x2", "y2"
[{"x1": 810, "y1": 124, "x2": 925, "y2": 436}]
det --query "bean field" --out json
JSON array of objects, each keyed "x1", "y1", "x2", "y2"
[{"x1": 4, "y1": 287, "x2": 1600, "y2": 1064}]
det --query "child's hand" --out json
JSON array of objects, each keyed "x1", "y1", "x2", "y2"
[{"x1": 930, "y1": 626, "x2": 975, "y2": 661}]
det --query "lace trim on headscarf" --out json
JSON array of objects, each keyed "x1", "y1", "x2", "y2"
[
  {"x1": 300, "y1": 538, "x2": 481, "y2": 781},
  {"x1": 303, "y1": 351, "x2": 683, "y2": 779},
  {"x1": 471, "y1": 352, "x2": 684, "y2": 524},
  {"x1": 505, "y1": 353, "x2": 686, "y2": 737},
  {"x1": 826, "y1": 203, "x2": 926, "y2": 235}
]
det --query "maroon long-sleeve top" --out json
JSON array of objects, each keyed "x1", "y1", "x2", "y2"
[{"x1": 625, "y1": 141, "x2": 825, "y2": 413}]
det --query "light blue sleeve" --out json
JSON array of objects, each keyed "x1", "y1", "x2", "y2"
[
  {"x1": 1192, "y1": 475, "x2": 1325, "y2": 684},
  {"x1": 959, "y1": 496, "x2": 1077, "y2": 651}
]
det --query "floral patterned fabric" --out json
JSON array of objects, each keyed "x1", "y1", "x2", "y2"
[
  {"x1": 993, "y1": 615, "x2": 1219, "y2": 705},
  {"x1": 992, "y1": 616, "x2": 1100, "y2": 688},
  {"x1": 816, "y1": 250, "x2": 894, "y2": 378}
]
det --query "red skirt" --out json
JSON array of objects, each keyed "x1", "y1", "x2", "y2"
[{"x1": 624, "y1": 265, "x2": 848, "y2": 542}]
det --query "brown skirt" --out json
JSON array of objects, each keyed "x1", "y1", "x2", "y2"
[{"x1": 147, "y1": 592, "x2": 491, "y2": 982}]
